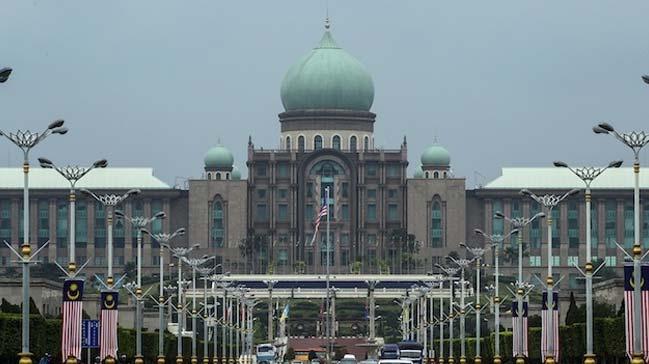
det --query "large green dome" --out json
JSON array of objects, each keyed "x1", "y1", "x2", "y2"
[
  {"x1": 204, "y1": 145, "x2": 234, "y2": 169},
  {"x1": 231, "y1": 167, "x2": 242, "y2": 180},
  {"x1": 280, "y1": 30, "x2": 374, "y2": 111},
  {"x1": 421, "y1": 144, "x2": 451, "y2": 166}
]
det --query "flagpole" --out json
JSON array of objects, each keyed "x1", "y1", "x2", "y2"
[{"x1": 325, "y1": 186, "x2": 331, "y2": 364}]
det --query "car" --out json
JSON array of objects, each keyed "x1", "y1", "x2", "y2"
[
  {"x1": 378, "y1": 360, "x2": 413, "y2": 364},
  {"x1": 340, "y1": 354, "x2": 357, "y2": 364},
  {"x1": 379, "y1": 344, "x2": 400, "y2": 360},
  {"x1": 359, "y1": 359, "x2": 378, "y2": 364}
]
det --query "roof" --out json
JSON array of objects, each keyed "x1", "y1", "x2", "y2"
[
  {"x1": 484, "y1": 167, "x2": 649, "y2": 190},
  {"x1": 0, "y1": 168, "x2": 170, "y2": 190}
]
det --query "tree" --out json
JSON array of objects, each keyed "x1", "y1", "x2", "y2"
[
  {"x1": 285, "y1": 347, "x2": 295, "y2": 361},
  {"x1": 1, "y1": 298, "x2": 20, "y2": 313},
  {"x1": 502, "y1": 243, "x2": 529, "y2": 265},
  {"x1": 565, "y1": 291, "x2": 579, "y2": 325},
  {"x1": 239, "y1": 229, "x2": 268, "y2": 273},
  {"x1": 617, "y1": 298, "x2": 625, "y2": 317},
  {"x1": 122, "y1": 261, "x2": 136, "y2": 279}
]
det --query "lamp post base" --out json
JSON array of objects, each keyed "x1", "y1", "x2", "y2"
[
  {"x1": 631, "y1": 353, "x2": 645, "y2": 364},
  {"x1": 492, "y1": 356, "x2": 501, "y2": 364},
  {"x1": 18, "y1": 352, "x2": 33, "y2": 364},
  {"x1": 583, "y1": 354, "x2": 596, "y2": 364},
  {"x1": 203, "y1": 357, "x2": 210, "y2": 364},
  {"x1": 157, "y1": 355, "x2": 166, "y2": 364},
  {"x1": 543, "y1": 356, "x2": 556, "y2": 364},
  {"x1": 134, "y1": 355, "x2": 144, "y2": 364},
  {"x1": 448, "y1": 356, "x2": 455, "y2": 364},
  {"x1": 191, "y1": 356, "x2": 198, "y2": 364},
  {"x1": 176, "y1": 356, "x2": 184, "y2": 364},
  {"x1": 515, "y1": 355, "x2": 526, "y2": 364},
  {"x1": 459, "y1": 356, "x2": 466, "y2": 364},
  {"x1": 105, "y1": 356, "x2": 116, "y2": 364},
  {"x1": 438, "y1": 358, "x2": 444, "y2": 364},
  {"x1": 65, "y1": 355, "x2": 78, "y2": 364},
  {"x1": 473, "y1": 356, "x2": 481, "y2": 364}
]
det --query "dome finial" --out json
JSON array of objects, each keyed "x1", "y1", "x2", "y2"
[{"x1": 324, "y1": 0, "x2": 330, "y2": 30}]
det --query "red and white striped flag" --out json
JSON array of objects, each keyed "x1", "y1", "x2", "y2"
[
  {"x1": 310, "y1": 197, "x2": 329, "y2": 245},
  {"x1": 623, "y1": 264, "x2": 649, "y2": 360},
  {"x1": 511, "y1": 300, "x2": 528, "y2": 357},
  {"x1": 541, "y1": 291, "x2": 559, "y2": 363},
  {"x1": 62, "y1": 279, "x2": 84, "y2": 362},
  {"x1": 100, "y1": 291, "x2": 119, "y2": 361}
]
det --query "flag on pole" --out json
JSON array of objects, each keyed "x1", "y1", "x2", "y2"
[
  {"x1": 310, "y1": 196, "x2": 329, "y2": 245},
  {"x1": 62, "y1": 279, "x2": 84, "y2": 362},
  {"x1": 280, "y1": 304, "x2": 290, "y2": 323},
  {"x1": 541, "y1": 291, "x2": 559, "y2": 363},
  {"x1": 623, "y1": 264, "x2": 649, "y2": 360},
  {"x1": 99, "y1": 291, "x2": 119, "y2": 361},
  {"x1": 512, "y1": 300, "x2": 529, "y2": 357}
]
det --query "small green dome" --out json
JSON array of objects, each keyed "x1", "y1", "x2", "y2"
[
  {"x1": 414, "y1": 167, "x2": 424, "y2": 178},
  {"x1": 421, "y1": 144, "x2": 451, "y2": 166},
  {"x1": 231, "y1": 167, "x2": 242, "y2": 180},
  {"x1": 204, "y1": 145, "x2": 234, "y2": 169},
  {"x1": 280, "y1": 30, "x2": 374, "y2": 111}
]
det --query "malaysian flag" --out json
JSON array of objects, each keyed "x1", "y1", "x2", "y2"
[
  {"x1": 541, "y1": 291, "x2": 559, "y2": 363},
  {"x1": 511, "y1": 300, "x2": 528, "y2": 357},
  {"x1": 62, "y1": 279, "x2": 84, "y2": 362},
  {"x1": 310, "y1": 195, "x2": 329, "y2": 245},
  {"x1": 623, "y1": 264, "x2": 649, "y2": 360},
  {"x1": 100, "y1": 291, "x2": 119, "y2": 361}
]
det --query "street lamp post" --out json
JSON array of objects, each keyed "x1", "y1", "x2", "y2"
[
  {"x1": 264, "y1": 280, "x2": 278, "y2": 342},
  {"x1": 520, "y1": 188, "x2": 579, "y2": 364},
  {"x1": 493, "y1": 211, "x2": 545, "y2": 364},
  {"x1": 438, "y1": 280, "x2": 445, "y2": 364},
  {"x1": 594, "y1": 121, "x2": 649, "y2": 364},
  {"x1": 459, "y1": 243, "x2": 488, "y2": 364},
  {"x1": 185, "y1": 256, "x2": 215, "y2": 364},
  {"x1": 39, "y1": 157, "x2": 107, "y2": 364},
  {"x1": 196, "y1": 266, "x2": 215, "y2": 364},
  {"x1": 146, "y1": 229, "x2": 187, "y2": 364},
  {"x1": 115, "y1": 209, "x2": 166, "y2": 364},
  {"x1": 437, "y1": 265, "x2": 459, "y2": 364},
  {"x1": 474, "y1": 229, "x2": 519, "y2": 364},
  {"x1": 446, "y1": 256, "x2": 476, "y2": 364},
  {"x1": 169, "y1": 244, "x2": 199, "y2": 364},
  {"x1": 553, "y1": 160, "x2": 622, "y2": 364},
  {"x1": 0, "y1": 120, "x2": 67, "y2": 364}
]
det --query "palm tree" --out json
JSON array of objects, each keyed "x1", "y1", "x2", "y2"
[
  {"x1": 238, "y1": 229, "x2": 268, "y2": 273},
  {"x1": 389, "y1": 228, "x2": 409, "y2": 273},
  {"x1": 502, "y1": 243, "x2": 529, "y2": 265}
]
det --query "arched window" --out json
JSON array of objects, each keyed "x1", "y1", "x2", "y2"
[
  {"x1": 216, "y1": 172, "x2": 222, "y2": 180},
  {"x1": 425, "y1": 171, "x2": 430, "y2": 178},
  {"x1": 226, "y1": 172, "x2": 230, "y2": 180},
  {"x1": 443, "y1": 171, "x2": 447, "y2": 178},
  {"x1": 350, "y1": 136, "x2": 357, "y2": 152},
  {"x1": 211, "y1": 200, "x2": 224, "y2": 248},
  {"x1": 207, "y1": 173, "x2": 212, "y2": 180},
  {"x1": 314, "y1": 135, "x2": 323, "y2": 150},
  {"x1": 433, "y1": 171, "x2": 439, "y2": 179},
  {"x1": 332, "y1": 135, "x2": 341, "y2": 150},
  {"x1": 286, "y1": 136, "x2": 291, "y2": 150},
  {"x1": 364, "y1": 136, "x2": 369, "y2": 151},
  {"x1": 298, "y1": 136, "x2": 305, "y2": 152},
  {"x1": 431, "y1": 201, "x2": 443, "y2": 248}
]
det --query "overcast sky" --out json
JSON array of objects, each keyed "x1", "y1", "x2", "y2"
[{"x1": 2, "y1": 1, "x2": 649, "y2": 188}]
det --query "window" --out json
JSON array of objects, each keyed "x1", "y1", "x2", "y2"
[
  {"x1": 305, "y1": 204, "x2": 314, "y2": 221},
  {"x1": 624, "y1": 202, "x2": 634, "y2": 248},
  {"x1": 367, "y1": 204, "x2": 377, "y2": 221},
  {"x1": 591, "y1": 201, "x2": 599, "y2": 248},
  {"x1": 256, "y1": 164, "x2": 267, "y2": 177},
  {"x1": 285, "y1": 136, "x2": 291, "y2": 150},
  {"x1": 605, "y1": 255, "x2": 617, "y2": 267},
  {"x1": 431, "y1": 201, "x2": 443, "y2": 248},
  {"x1": 298, "y1": 136, "x2": 305, "y2": 152},
  {"x1": 257, "y1": 189, "x2": 267, "y2": 199},
  {"x1": 367, "y1": 234, "x2": 377, "y2": 245},
  {"x1": 551, "y1": 208, "x2": 560, "y2": 248},
  {"x1": 113, "y1": 218, "x2": 125, "y2": 248},
  {"x1": 605, "y1": 200, "x2": 617, "y2": 248},
  {"x1": 387, "y1": 164, "x2": 400, "y2": 177},
  {"x1": 341, "y1": 204, "x2": 350, "y2": 221},
  {"x1": 340, "y1": 233, "x2": 350, "y2": 245},
  {"x1": 568, "y1": 201, "x2": 579, "y2": 249},
  {"x1": 552, "y1": 256, "x2": 561, "y2": 267},
  {"x1": 492, "y1": 200, "x2": 504, "y2": 236},
  {"x1": 341, "y1": 249, "x2": 349, "y2": 266},
  {"x1": 366, "y1": 163, "x2": 377, "y2": 177},
  {"x1": 350, "y1": 136, "x2": 357, "y2": 152},
  {"x1": 529, "y1": 256, "x2": 542, "y2": 266},
  {"x1": 37, "y1": 200, "x2": 49, "y2": 245},
  {"x1": 278, "y1": 163, "x2": 289, "y2": 178},
  {"x1": 278, "y1": 204, "x2": 288, "y2": 222},
  {"x1": 151, "y1": 200, "x2": 163, "y2": 235},
  {"x1": 433, "y1": 171, "x2": 439, "y2": 179},
  {"x1": 388, "y1": 204, "x2": 399, "y2": 221},
  {"x1": 367, "y1": 189, "x2": 377, "y2": 199},
  {"x1": 278, "y1": 249, "x2": 288, "y2": 266},
  {"x1": 314, "y1": 135, "x2": 323, "y2": 150},
  {"x1": 76, "y1": 200, "x2": 88, "y2": 247},
  {"x1": 131, "y1": 201, "x2": 144, "y2": 239},
  {"x1": 364, "y1": 136, "x2": 369, "y2": 151},
  {"x1": 0, "y1": 200, "x2": 11, "y2": 241},
  {"x1": 342, "y1": 183, "x2": 349, "y2": 198},
  {"x1": 332, "y1": 135, "x2": 341, "y2": 150},
  {"x1": 388, "y1": 189, "x2": 398, "y2": 199},
  {"x1": 278, "y1": 189, "x2": 288, "y2": 199},
  {"x1": 211, "y1": 200, "x2": 224, "y2": 248},
  {"x1": 95, "y1": 202, "x2": 106, "y2": 248},
  {"x1": 56, "y1": 200, "x2": 68, "y2": 248},
  {"x1": 567, "y1": 256, "x2": 579, "y2": 266},
  {"x1": 255, "y1": 204, "x2": 268, "y2": 222},
  {"x1": 306, "y1": 183, "x2": 314, "y2": 198}
]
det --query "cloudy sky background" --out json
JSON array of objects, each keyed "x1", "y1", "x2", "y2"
[{"x1": 1, "y1": 1, "x2": 649, "y2": 187}]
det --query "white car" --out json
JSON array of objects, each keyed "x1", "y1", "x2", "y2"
[
  {"x1": 340, "y1": 354, "x2": 357, "y2": 364},
  {"x1": 378, "y1": 360, "x2": 413, "y2": 364}
]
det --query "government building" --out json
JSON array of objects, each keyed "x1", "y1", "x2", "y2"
[{"x1": 1, "y1": 24, "x2": 647, "y2": 293}]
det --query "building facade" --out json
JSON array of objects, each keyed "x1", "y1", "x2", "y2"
[{"x1": 0, "y1": 24, "x2": 647, "y2": 292}]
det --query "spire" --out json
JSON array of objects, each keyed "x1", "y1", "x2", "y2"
[{"x1": 325, "y1": 0, "x2": 330, "y2": 30}]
